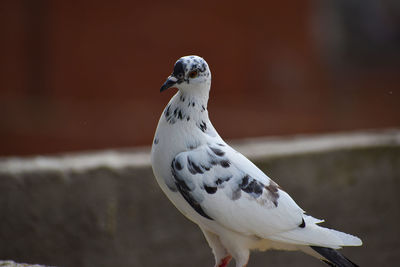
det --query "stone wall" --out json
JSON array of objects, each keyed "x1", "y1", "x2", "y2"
[{"x1": 0, "y1": 130, "x2": 399, "y2": 267}]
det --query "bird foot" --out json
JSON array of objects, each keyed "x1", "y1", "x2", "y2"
[{"x1": 217, "y1": 255, "x2": 232, "y2": 267}]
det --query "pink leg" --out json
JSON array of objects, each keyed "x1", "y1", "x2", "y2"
[{"x1": 217, "y1": 255, "x2": 232, "y2": 267}]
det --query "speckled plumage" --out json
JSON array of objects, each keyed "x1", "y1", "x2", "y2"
[{"x1": 151, "y1": 56, "x2": 362, "y2": 267}]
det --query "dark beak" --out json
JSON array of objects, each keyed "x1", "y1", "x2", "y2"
[{"x1": 160, "y1": 76, "x2": 178, "y2": 92}]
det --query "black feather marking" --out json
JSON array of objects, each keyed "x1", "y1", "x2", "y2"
[
  {"x1": 187, "y1": 157, "x2": 204, "y2": 174},
  {"x1": 209, "y1": 146, "x2": 225, "y2": 156},
  {"x1": 174, "y1": 159, "x2": 183, "y2": 170},
  {"x1": 172, "y1": 60, "x2": 185, "y2": 81},
  {"x1": 243, "y1": 180, "x2": 263, "y2": 196},
  {"x1": 239, "y1": 175, "x2": 264, "y2": 198},
  {"x1": 311, "y1": 246, "x2": 359, "y2": 267},
  {"x1": 209, "y1": 158, "x2": 218, "y2": 166},
  {"x1": 178, "y1": 110, "x2": 183, "y2": 120},
  {"x1": 204, "y1": 185, "x2": 217, "y2": 194},
  {"x1": 165, "y1": 104, "x2": 170, "y2": 116},
  {"x1": 175, "y1": 181, "x2": 213, "y2": 220},
  {"x1": 190, "y1": 63, "x2": 198, "y2": 70},
  {"x1": 201, "y1": 62, "x2": 207, "y2": 72},
  {"x1": 200, "y1": 163, "x2": 210, "y2": 171},
  {"x1": 240, "y1": 175, "x2": 250, "y2": 187},
  {"x1": 219, "y1": 160, "x2": 230, "y2": 168},
  {"x1": 199, "y1": 121, "x2": 207, "y2": 132},
  {"x1": 174, "y1": 175, "x2": 191, "y2": 192},
  {"x1": 215, "y1": 179, "x2": 223, "y2": 185},
  {"x1": 215, "y1": 175, "x2": 231, "y2": 185},
  {"x1": 171, "y1": 160, "x2": 191, "y2": 192},
  {"x1": 171, "y1": 158, "x2": 213, "y2": 220},
  {"x1": 164, "y1": 104, "x2": 176, "y2": 124},
  {"x1": 299, "y1": 218, "x2": 306, "y2": 228}
]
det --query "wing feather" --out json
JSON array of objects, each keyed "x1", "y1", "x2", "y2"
[{"x1": 171, "y1": 144, "x2": 306, "y2": 237}]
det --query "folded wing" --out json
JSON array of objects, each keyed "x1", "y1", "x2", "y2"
[{"x1": 171, "y1": 143, "x2": 362, "y2": 248}]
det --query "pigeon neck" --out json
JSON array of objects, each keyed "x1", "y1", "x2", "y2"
[
  {"x1": 163, "y1": 90, "x2": 210, "y2": 125},
  {"x1": 176, "y1": 90, "x2": 209, "y2": 117}
]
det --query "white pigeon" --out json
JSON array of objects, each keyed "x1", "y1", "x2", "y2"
[{"x1": 151, "y1": 55, "x2": 362, "y2": 267}]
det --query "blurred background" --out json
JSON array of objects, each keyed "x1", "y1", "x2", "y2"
[{"x1": 1, "y1": 0, "x2": 399, "y2": 156}]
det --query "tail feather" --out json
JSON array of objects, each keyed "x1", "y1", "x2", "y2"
[
  {"x1": 267, "y1": 215, "x2": 362, "y2": 248},
  {"x1": 311, "y1": 246, "x2": 359, "y2": 267}
]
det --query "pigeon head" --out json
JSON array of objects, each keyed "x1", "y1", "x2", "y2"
[{"x1": 160, "y1": 55, "x2": 211, "y2": 94}]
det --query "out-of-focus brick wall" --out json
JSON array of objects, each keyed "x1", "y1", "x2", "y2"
[{"x1": 1, "y1": 0, "x2": 399, "y2": 156}]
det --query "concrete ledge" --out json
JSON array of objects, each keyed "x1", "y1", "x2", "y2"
[
  {"x1": 234, "y1": 128, "x2": 400, "y2": 159},
  {"x1": 0, "y1": 129, "x2": 399, "y2": 267},
  {"x1": 1, "y1": 129, "x2": 399, "y2": 173},
  {"x1": 0, "y1": 260, "x2": 53, "y2": 267}
]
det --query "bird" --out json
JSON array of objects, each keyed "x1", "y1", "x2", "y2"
[{"x1": 151, "y1": 55, "x2": 362, "y2": 267}]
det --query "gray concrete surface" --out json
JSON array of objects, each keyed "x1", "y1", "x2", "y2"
[
  {"x1": 0, "y1": 129, "x2": 399, "y2": 267},
  {"x1": 0, "y1": 260, "x2": 52, "y2": 267}
]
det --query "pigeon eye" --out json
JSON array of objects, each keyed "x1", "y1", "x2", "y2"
[
  {"x1": 176, "y1": 73, "x2": 184, "y2": 79},
  {"x1": 189, "y1": 70, "x2": 198, "y2": 79}
]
